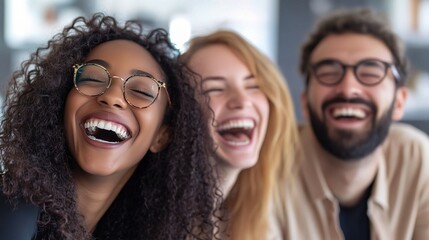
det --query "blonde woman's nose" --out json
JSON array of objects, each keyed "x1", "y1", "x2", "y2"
[{"x1": 226, "y1": 88, "x2": 253, "y2": 109}]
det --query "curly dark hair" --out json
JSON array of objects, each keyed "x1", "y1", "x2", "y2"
[
  {"x1": 300, "y1": 7, "x2": 408, "y2": 87},
  {"x1": 0, "y1": 13, "x2": 218, "y2": 239}
]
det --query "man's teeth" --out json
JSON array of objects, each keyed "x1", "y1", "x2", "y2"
[
  {"x1": 84, "y1": 119, "x2": 130, "y2": 140},
  {"x1": 217, "y1": 119, "x2": 255, "y2": 131},
  {"x1": 333, "y1": 108, "x2": 366, "y2": 119}
]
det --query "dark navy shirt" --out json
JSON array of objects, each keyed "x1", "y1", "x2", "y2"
[
  {"x1": 0, "y1": 192, "x2": 39, "y2": 240},
  {"x1": 339, "y1": 183, "x2": 373, "y2": 240}
]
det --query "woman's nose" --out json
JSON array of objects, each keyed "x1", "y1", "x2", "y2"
[
  {"x1": 226, "y1": 88, "x2": 252, "y2": 109},
  {"x1": 96, "y1": 77, "x2": 128, "y2": 109}
]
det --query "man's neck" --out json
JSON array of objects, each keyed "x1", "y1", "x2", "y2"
[{"x1": 319, "y1": 148, "x2": 381, "y2": 207}]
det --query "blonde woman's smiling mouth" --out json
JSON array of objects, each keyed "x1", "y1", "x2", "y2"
[{"x1": 216, "y1": 118, "x2": 255, "y2": 147}]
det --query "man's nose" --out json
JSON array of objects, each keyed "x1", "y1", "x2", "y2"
[{"x1": 334, "y1": 69, "x2": 363, "y2": 97}]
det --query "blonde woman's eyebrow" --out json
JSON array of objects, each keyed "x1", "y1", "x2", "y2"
[
  {"x1": 202, "y1": 74, "x2": 254, "y2": 82},
  {"x1": 202, "y1": 76, "x2": 226, "y2": 82}
]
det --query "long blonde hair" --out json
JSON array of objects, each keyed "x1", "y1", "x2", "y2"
[{"x1": 181, "y1": 30, "x2": 299, "y2": 239}]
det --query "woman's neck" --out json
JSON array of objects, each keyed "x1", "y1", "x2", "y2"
[
  {"x1": 73, "y1": 167, "x2": 136, "y2": 232},
  {"x1": 216, "y1": 164, "x2": 241, "y2": 199}
]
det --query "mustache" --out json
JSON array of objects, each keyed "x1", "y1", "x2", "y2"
[{"x1": 321, "y1": 96, "x2": 376, "y2": 113}]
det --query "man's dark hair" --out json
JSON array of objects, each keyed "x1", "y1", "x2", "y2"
[{"x1": 300, "y1": 8, "x2": 408, "y2": 87}]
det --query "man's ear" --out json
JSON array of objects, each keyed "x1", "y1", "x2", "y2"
[
  {"x1": 300, "y1": 90, "x2": 309, "y2": 120},
  {"x1": 149, "y1": 125, "x2": 171, "y2": 153},
  {"x1": 392, "y1": 86, "x2": 408, "y2": 120}
]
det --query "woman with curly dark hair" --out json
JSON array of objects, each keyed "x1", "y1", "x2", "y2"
[{"x1": 0, "y1": 13, "x2": 217, "y2": 240}]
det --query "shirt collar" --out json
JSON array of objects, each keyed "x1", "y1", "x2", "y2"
[
  {"x1": 369, "y1": 150, "x2": 389, "y2": 209},
  {"x1": 299, "y1": 124, "x2": 336, "y2": 202},
  {"x1": 299, "y1": 124, "x2": 389, "y2": 209}
]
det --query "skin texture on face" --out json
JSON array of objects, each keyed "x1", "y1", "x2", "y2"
[
  {"x1": 64, "y1": 40, "x2": 169, "y2": 178},
  {"x1": 302, "y1": 33, "x2": 407, "y2": 160},
  {"x1": 188, "y1": 44, "x2": 269, "y2": 171}
]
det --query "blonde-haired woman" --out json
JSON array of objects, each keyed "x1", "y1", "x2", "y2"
[{"x1": 181, "y1": 30, "x2": 299, "y2": 239}]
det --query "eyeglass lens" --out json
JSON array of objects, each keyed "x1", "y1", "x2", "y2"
[
  {"x1": 313, "y1": 60, "x2": 388, "y2": 86},
  {"x1": 74, "y1": 64, "x2": 160, "y2": 108}
]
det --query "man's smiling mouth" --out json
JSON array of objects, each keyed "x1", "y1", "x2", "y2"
[{"x1": 331, "y1": 107, "x2": 367, "y2": 120}]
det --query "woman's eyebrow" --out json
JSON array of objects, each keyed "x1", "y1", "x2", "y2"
[
  {"x1": 244, "y1": 74, "x2": 255, "y2": 80},
  {"x1": 130, "y1": 69, "x2": 155, "y2": 77},
  {"x1": 83, "y1": 60, "x2": 159, "y2": 79},
  {"x1": 85, "y1": 59, "x2": 110, "y2": 68},
  {"x1": 202, "y1": 76, "x2": 226, "y2": 82},
  {"x1": 203, "y1": 74, "x2": 255, "y2": 82}
]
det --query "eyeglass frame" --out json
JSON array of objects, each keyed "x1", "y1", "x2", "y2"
[
  {"x1": 73, "y1": 63, "x2": 171, "y2": 109},
  {"x1": 0, "y1": 158, "x2": 7, "y2": 175},
  {"x1": 307, "y1": 58, "x2": 402, "y2": 87}
]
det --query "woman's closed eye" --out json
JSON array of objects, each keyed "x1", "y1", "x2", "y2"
[
  {"x1": 202, "y1": 87, "x2": 225, "y2": 95},
  {"x1": 77, "y1": 77, "x2": 106, "y2": 87},
  {"x1": 246, "y1": 84, "x2": 260, "y2": 90},
  {"x1": 244, "y1": 76, "x2": 260, "y2": 91},
  {"x1": 129, "y1": 88, "x2": 156, "y2": 100},
  {"x1": 245, "y1": 82, "x2": 262, "y2": 93},
  {"x1": 202, "y1": 80, "x2": 226, "y2": 95}
]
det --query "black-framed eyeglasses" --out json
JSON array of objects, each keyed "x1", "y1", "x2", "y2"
[
  {"x1": 309, "y1": 58, "x2": 401, "y2": 86},
  {"x1": 73, "y1": 63, "x2": 171, "y2": 109}
]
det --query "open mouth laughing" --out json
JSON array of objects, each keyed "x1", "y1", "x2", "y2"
[
  {"x1": 325, "y1": 104, "x2": 372, "y2": 128},
  {"x1": 331, "y1": 107, "x2": 367, "y2": 120},
  {"x1": 216, "y1": 119, "x2": 255, "y2": 146},
  {"x1": 322, "y1": 97, "x2": 375, "y2": 126},
  {"x1": 84, "y1": 118, "x2": 131, "y2": 144}
]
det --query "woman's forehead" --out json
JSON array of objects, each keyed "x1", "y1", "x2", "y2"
[{"x1": 85, "y1": 40, "x2": 164, "y2": 80}]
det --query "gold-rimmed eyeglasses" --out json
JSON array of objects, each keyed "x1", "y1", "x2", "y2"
[{"x1": 73, "y1": 63, "x2": 171, "y2": 109}]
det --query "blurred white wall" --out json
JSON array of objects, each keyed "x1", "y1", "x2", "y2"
[
  {"x1": 5, "y1": 0, "x2": 279, "y2": 63},
  {"x1": 93, "y1": 0, "x2": 279, "y2": 60}
]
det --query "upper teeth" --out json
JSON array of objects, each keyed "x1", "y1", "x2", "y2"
[
  {"x1": 333, "y1": 108, "x2": 366, "y2": 119},
  {"x1": 84, "y1": 119, "x2": 130, "y2": 140},
  {"x1": 217, "y1": 119, "x2": 255, "y2": 131}
]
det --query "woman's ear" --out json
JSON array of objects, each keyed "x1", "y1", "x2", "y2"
[{"x1": 149, "y1": 125, "x2": 171, "y2": 153}]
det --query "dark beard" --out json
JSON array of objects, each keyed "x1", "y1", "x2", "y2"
[{"x1": 307, "y1": 97, "x2": 393, "y2": 160}]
